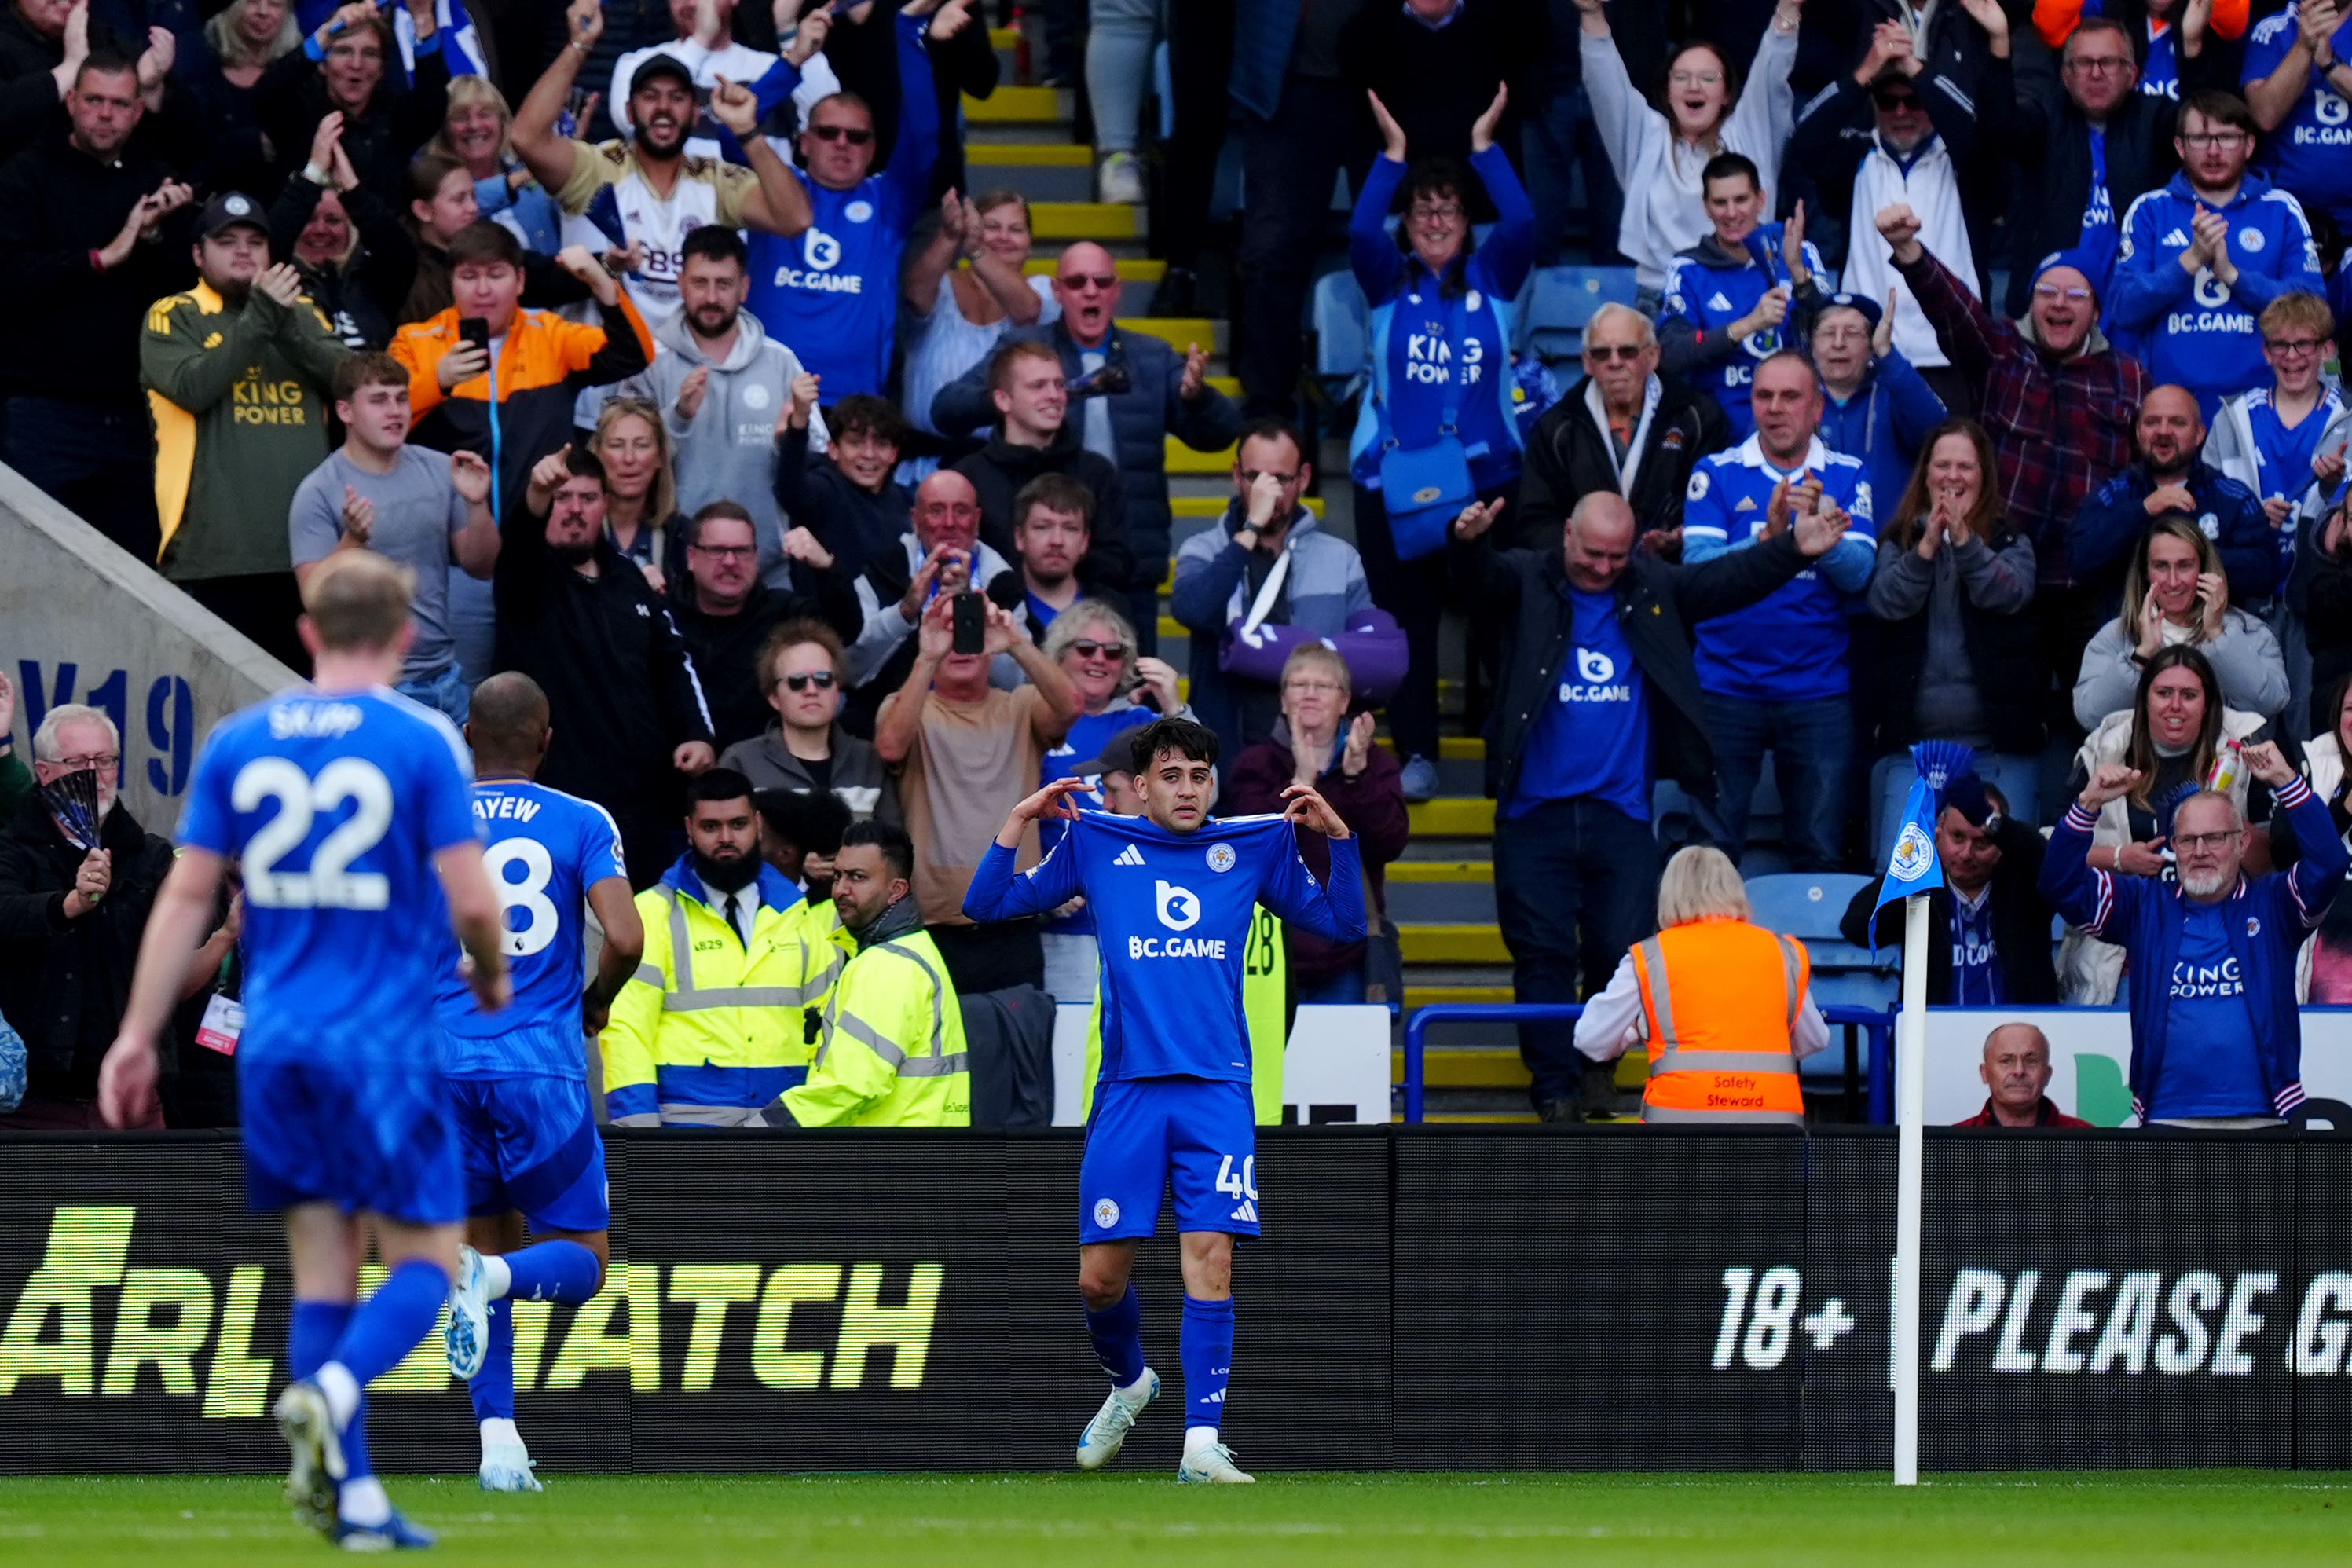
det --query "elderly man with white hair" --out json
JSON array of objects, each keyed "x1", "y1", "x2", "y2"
[
  {"x1": 2042, "y1": 742, "x2": 2348, "y2": 1127},
  {"x1": 1512, "y1": 301, "x2": 1733, "y2": 555},
  {"x1": 0, "y1": 705, "x2": 236, "y2": 1128}
]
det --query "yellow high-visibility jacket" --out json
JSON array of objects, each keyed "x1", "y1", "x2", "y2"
[
  {"x1": 601, "y1": 861, "x2": 844, "y2": 1125},
  {"x1": 784, "y1": 925, "x2": 972, "y2": 1128},
  {"x1": 1082, "y1": 905, "x2": 1288, "y2": 1124}
]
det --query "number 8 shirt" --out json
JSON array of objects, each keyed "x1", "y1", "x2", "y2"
[{"x1": 178, "y1": 687, "x2": 480, "y2": 1072}]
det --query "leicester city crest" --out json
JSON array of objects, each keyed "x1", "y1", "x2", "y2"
[{"x1": 1889, "y1": 822, "x2": 1935, "y2": 885}]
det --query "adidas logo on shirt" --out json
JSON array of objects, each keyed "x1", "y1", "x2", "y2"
[
  {"x1": 1706, "y1": 291, "x2": 1734, "y2": 312},
  {"x1": 2162, "y1": 228, "x2": 2191, "y2": 246},
  {"x1": 1229, "y1": 1200, "x2": 1258, "y2": 1223},
  {"x1": 1113, "y1": 844, "x2": 1147, "y2": 867}
]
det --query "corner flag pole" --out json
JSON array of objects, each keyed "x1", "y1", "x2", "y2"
[{"x1": 1892, "y1": 890, "x2": 1929, "y2": 1488}]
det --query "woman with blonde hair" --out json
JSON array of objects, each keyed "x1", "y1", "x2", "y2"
[
  {"x1": 1573, "y1": 844, "x2": 1828, "y2": 1124},
  {"x1": 431, "y1": 75, "x2": 559, "y2": 254},
  {"x1": 190, "y1": 0, "x2": 303, "y2": 196},
  {"x1": 2072, "y1": 514, "x2": 2287, "y2": 729},
  {"x1": 591, "y1": 397, "x2": 686, "y2": 592}
]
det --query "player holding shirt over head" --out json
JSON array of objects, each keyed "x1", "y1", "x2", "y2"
[
  {"x1": 96, "y1": 553, "x2": 509, "y2": 1549},
  {"x1": 964, "y1": 717, "x2": 1366, "y2": 1485},
  {"x1": 434, "y1": 672, "x2": 644, "y2": 1493}
]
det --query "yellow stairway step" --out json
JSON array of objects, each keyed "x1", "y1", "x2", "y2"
[
  {"x1": 1408, "y1": 798, "x2": 1495, "y2": 837},
  {"x1": 1400, "y1": 923, "x2": 1507, "y2": 964},
  {"x1": 1118, "y1": 317, "x2": 1218, "y2": 352},
  {"x1": 1165, "y1": 438, "x2": 1236, "y2": 474},
  {"x1": 987, "y1": 27, "x2": 1020, "y2": 49},
  {"x1": 1029, "y1": 202, "x2": 1140, "y2": 241},
  {"x1": 1385, "y1": 860, "x2": 1493, "y2": 884},
  {"x1": 1020, "y1": 256, "x2": 1167, "y2": 280},
  {"x1": 1402, "y1": 983, "x2": 1513, "y2": 1007},
  {"x1": 963, "y1": 86, "x2": 1072, "y2": 123},
  {"x1": 970, "y1": 142, "x2": 1094, "y2": 167},
  {"x1": 1207, "y1": 375, "x2": 1240, "y2": 397},
  {"x1": 1394, "y1": 1046, "x2": 1526, "y2": 1088}
]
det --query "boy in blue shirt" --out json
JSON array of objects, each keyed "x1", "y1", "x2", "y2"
[
  {"x1": 1658, "y1": 154, "x2": 1829, "y2": 441},
  {"x1": 965, "y1": 717, "x2": 1365, "y2": 1485},
  {"x1": 434, "y1": 673, "x2": 645, "y2": 1493},
  {"x1": 97, "y1": 554, "x2": 510, "y2": 1549}
]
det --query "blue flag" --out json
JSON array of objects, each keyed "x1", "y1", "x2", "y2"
[{"x1": 1873, "y1": 741, "x2": 1975, "y2": 945}]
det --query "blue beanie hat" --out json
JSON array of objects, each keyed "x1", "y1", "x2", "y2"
[{"x1": 2031, "y1": 249, "x2": 2105, "y2": 304}]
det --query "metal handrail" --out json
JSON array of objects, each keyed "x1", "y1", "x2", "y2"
[{"x1": 1401, "y1": 1002, "x2": 1899, "y2": 1123}]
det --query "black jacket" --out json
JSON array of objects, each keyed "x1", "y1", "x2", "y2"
[
  {"x1": 1449, "y1": 525, "x2": 1815, "y2": 804},
  {"x1": 1515, "y1": 374, "x2": 1731, "y2": 551},
  {"x1": 1992, "y1": 31, "x2": 2207, "y2": 313},
  {"x1": 494, "y1": 505, "x2": 716, "y2": 816},
  {"x1": 771, "y1": 423, "x2": 910, "y2": 585},
  {"x1": 932, "y1": 321, "x2": 1240, "y2": 589},
  {"x1": 1839, "y1": 818, "x2": 2062, "y2": 1006},
  {"x1": 668, "y1": 580, "x2": 843, "y2": 753},
  {"x1": 951, "y1": 422, "x2": 1135, "y2": 592},
  {"x1": 0, "y1": 795, "x2": 177, "y2": 1097},
  {"x1": 255, "y1": 42, "x2": 449, "y2": 208},
  {"x1": 1854, "y1": 520, "x2": 2046, "y2": 756},
  {"x1": 0, "y1": 126, "x2": 197, "y2": 402},
  {"x1": 269, "y1": 174, "x2": 416, "y2": 352},
  {"x1": 0, "y1": 5, "x2": 185, "y2": 167}
]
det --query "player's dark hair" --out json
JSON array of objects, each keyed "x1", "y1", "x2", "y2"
[
  {"x1": 686, "y1": 768, "x2": 757, "y2": 812},
  {"x1": 680, "y1": 223, "x2": 749, "y2": 271},
  {"x1": 829, "y1": 394, "x2": 906, "y2": 449},
  {"x1": 444, "y1": 218, "x2": 522, "y2": 272},
  {"x1": 75, "y1": 49, "x2": 139, "y2": 87},
  {"x1": 1130, "y1": 716, "x2": 1218, "y2": 774},
  {"x1": 333, "y1": 350, "x2": 408, "y2": 405},
  {"x1": 688, "y1": 500, "x2": 756, "y2": 548},
  {"x1": 561, "y1": 445, "x2": 606, "y2": 489},
  {"x1": 1702, "y1": 151, "x2": 1760, "y2": 194},
  {"x1": 841, "y1": 819, "x2": 913, "y2": 882},
  {"x1": 465, "y1": 672, "x2": 549, "y2": 771},
  {"x1": 2182, "y1": 88, "x2": 2259, "y2": 139},
  {"x1": 1236, "y1": 415, "x2": 1305, "y2": 470},
  {"x1": 1014, "y1": 471, "x2": 1094, "y2": 532},
  {"x1": 756, "y1": 788, "x2": 852, "y2": 857}
]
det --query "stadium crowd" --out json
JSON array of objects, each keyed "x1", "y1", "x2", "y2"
[{"x1": 5, "y1": 0, "x2": 2352, "y2": 1134}]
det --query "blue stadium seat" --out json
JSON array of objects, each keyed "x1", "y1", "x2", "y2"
[
  {"x1": 1519, "y1": 266, "x2": 1641, "y2": 362},
  {"x1": 1312, "y1": 269, "x2": 1370, "y2": 394},
  {"x1": 1746, "y1": 871, "x2": 1875, "y2": 944}
]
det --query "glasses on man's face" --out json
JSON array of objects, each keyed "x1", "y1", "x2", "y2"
[
  {"x1": 2174, "y1": 830, "x2": 2243, "y2": 853},
  {"x1": 1873, "y1": 92, "x2": 1921, "y2": 112},
  {"x1": 2034, "y1": 284, "x2": 2094, "y2": 304},
  {"x1": 1068, "y1": 639, "x2": 1129, "y2": 661},
  {"x1": 1586, "y1": 343, "x2": 1648, "y2": 363},
  {"x1": 2180, "y1": 131, "x2": 2248, "y2": 148},
  {"x1": 53, "y1": 753, "x2": 119, "y2": 772},
  {"x1": 691, "y1": 543, "x2": 756, "y2": 559},
  {"x1": 2266, "y1": 337, "x2": 2326, "y2": 355},
  {"x1": 2065, "y1": 54, "x2": 2133, "y2": 74},
  {"x1": 809, "y1": 123, "x2": 875, "y2": 145},
  {"x1": 1058, "y1": 273, "x2": 1119, "y2": 292},
  {"x1": 1238, "y1": 468, "x2": 1300, "y2": 486},
  {"x1": 1284, "y1": 678, "x2": 1346, "y2": 696},
  {"x1": 780, "y1": 671, "x2": 837, "y2": 693},
  {"x1": 1409, "y1": 203, "x2": 1464, "y2": 223}
]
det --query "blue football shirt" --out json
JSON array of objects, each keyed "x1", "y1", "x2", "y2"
[
  {"x1": 1504, "y1": 584, "x2": 1650, "y2": 822},
  {"x1": 965, "y1": 810, "x2": 1366, "y2": 1083},
  {"x1": 178, "y1": 687, "x2": 480, "y2": 1069},
  {"x1": 434, "y1": 778, "x2": 627, "y2": 1074},
  {"x1": 2146, "y1": 903, "x2": 2269, "y2": 1120}
]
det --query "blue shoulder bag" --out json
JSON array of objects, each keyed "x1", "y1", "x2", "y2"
[{"x1": 1376, "y1": 291, "x2": 1476, "y2": 560}]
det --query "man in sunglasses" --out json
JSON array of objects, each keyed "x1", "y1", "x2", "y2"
[
  {"x1": 2108, "y1": 90, "x2": 2327, "y2": 422},
  {"x1": 667, "y1": 500, "x2": 840, "y2": 750}
]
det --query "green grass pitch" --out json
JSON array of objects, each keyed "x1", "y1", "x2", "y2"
[{"x1": 3, "y1": 1473, "x2": 2350, "y2": 1565}]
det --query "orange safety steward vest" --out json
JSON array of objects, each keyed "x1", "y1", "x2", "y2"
[{"x1": 1631, "y1": 921, "x2": 1808, "y2": 1125}]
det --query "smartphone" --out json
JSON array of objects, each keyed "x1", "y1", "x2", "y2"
[
  {"x1": 456, "y1": 317, "x2": 490, "y2": 357},
  {"x1": 951, "y1": 592, "x2": 986, "y2": 657}
]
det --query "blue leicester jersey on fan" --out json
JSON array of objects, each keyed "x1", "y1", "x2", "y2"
[
  {"x1": 434, "y1": 779, "x2": 626, "y2": 1074},
  {"x1": 2108, "y1": 172, "x2": 2326, "y2": 418},
  {"x1": 2244, "y1": 10, "x2": 2352, "y2": 225},
  {"x1": 1680, "y1": 435, "x2": 1878, "y2": 703},
  {"x1": 1659, "y1": 226, "x2": 1823, "y2": 438},
  {"x1": 964, "y1": 811, "x2": 1366, "y2": 1083},
  {"x1": 743, "y1": 11, "x2": 940, "y2": 397},
  {"x1": 178, "y1": 687, "x2": 479, "y2": 1069}
]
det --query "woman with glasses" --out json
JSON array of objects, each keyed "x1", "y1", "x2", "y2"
[
  {"x1": 1345, "y1": 84, "x2": 1530, "y2": 803},
  {"x1": 590, "y1": 397, "x2": 688, "y2": 593},
  {"x1": 1031, "y1": 599, "x2": 1189, "y2": 1002},
  {"x1": 719, "y1": 620, "x2": 899, "y2": 826},
  {"x1": 1572, "y1": 0, "x2": 1804, "y2": 306},
  {"x1": 899, "y1": 188, "x2": 1057, "y2": 479},
  {"x1": 1859, "y1": 419, "x2": 2042, "y2": 856},
  {"x1": 1225, "y1": 645, "x2": 1410, "y2": 1008},
  {"x1": 2058, "y1": 642, "x2": 2288, "y2": 1001},
  {"x1": 2075, "y1": 515, "x2": 2288, "y2": 728}
]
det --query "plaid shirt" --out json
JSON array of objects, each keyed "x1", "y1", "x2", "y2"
[{"x1": 1896, "y1": 252, "x2": 2150, "y2": 588}]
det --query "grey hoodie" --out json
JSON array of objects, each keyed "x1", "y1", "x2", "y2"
[{"x1": 620, "y1": 309, "x2": 831, "y2": 589}]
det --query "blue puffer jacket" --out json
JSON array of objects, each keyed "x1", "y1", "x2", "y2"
[{"x1": 2040, "y1": 778, "x2": 2350, "y2": 1119}]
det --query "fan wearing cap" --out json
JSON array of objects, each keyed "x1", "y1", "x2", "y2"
[
  {"x1": 607, "y1": 0, "x2": 844, "y2": 165},
  {"x1": 1841, "y1": 770, "x2": 2061, "y2": 1006},
  {"x1": 511, "y1": 0, "x2": 811, "y2": 331},
  {"x1": 142, "y1": 190, "x2": 350, "y2": 672},
  {"x1": 1809, "y1": 286, "x2": 1949, "y2": 509}
]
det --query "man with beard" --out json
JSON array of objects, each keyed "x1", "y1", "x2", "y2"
[
  {"x1": 144, "y1": 190, "x2": 349, "y2": 671},
  {"x1": 2043, "y1": 742, "x2": 2346, "y2": 1126},
  {"x1": 513, "y1": 0, "x2": 809, "y2": 331},
  {"x1": 600, "y1": 768, "x2": 848, "y2": 1126},
  {"x1": 620, "y1": 223, "x2": 829, "y2": 585},
  {"x1": 498, "y1": 443, "x2": 717, "y2": 886},
  {"x1": 2070, "y1": 383, "x2": 2278, "y2": 609},
  {"x1": 986, "y1": 474, "x2": 1094, "y2": 640}
]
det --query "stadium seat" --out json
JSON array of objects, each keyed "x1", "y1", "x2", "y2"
[
  {"x1": 1518, "y1": 266, "x2": 1640, "y2": 363},
  {"x1": 1312, "y1": 269, "x2": 1370, "y2": 397}
]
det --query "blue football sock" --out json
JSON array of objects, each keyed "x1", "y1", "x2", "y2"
[
  {"x1": 1181, "y1": 1294, "x2": 1235, "y2": 1436},
  {"x1": 328, "y1": 1259, "x2": 449, "y2": 1392},
  {"x1": 340, "y1": 1394, "x2": 376, "y2": 1482},
  {"x1": 288, "y1": 1299, "x2": 353, "y2": 1382},
  {"x1": 467, "y1": 1298, "x2": 515, "y2": 1423},
  {"x1": 499, "y1": 1240, "x2": 603, "y2": 1305},
  {"x1": 1084, "y1": 1284, "x2": 1145, "y2": 1388}
]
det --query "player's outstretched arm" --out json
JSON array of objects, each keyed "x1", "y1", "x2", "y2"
[
  {"x1": 962, "y1": 781, "x2": 1086, "y2": 922},
  {"x1": 98, "y1": 847, "x2": 228, "y2": 1127},
  {"x1": 583, "y1": 874, "x2": 643, "y2": 1035},
  {"x1": 1259, "y1": 809, "x2": 1368, "y2": 946},
  {"x1": 436, "y1": 842, "x2": 512, "y2": 1013}
]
